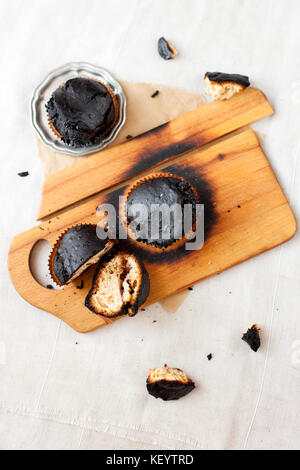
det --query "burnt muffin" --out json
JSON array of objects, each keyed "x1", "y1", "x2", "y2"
[
  {"x1": 85, "y1": 252, "x2": 150, "y2": 318},
  {"x1": 242, "y1": 324, "x2": 261, "y2": 352},
  {"x1": 49, "y1": 224, "x2": 114, "y2": 286},
  {"x1": 46, "y1": 77, "x2": 119, "y2": 148},
  {"x1": 204, "y1": 72, "x2": 250, "y2": 100},
  {"x1": 147, "y1": 365, "x2": 195, "y2": 401},
  {"x1": 121, "y1": 173, "x2": 201, "y2": 252}
]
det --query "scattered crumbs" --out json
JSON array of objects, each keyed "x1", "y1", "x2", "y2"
[
  {"x1": 46, "y1": 285, "x2": 53, "y2": 290},
  {"x1": 151, "y1": 90, "x2": 160, "y2": 98},
  {"x1": 126, "y1": 135, "x2": 133, "y2": 140},
  {"x1": 188, "y1": 287, "x2": 193, "y2": 291},
  {"x1": 207, "y1": 354, "x2": 213, "y2": 361},
  {"x1": 76, "y1": 280, "x2": 84, "y2": 290},
  {"x1": 18, "y1": 171, "x2": 29, "y2": 177}
]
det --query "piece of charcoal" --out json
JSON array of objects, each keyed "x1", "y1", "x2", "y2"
[
  {"x1": 158, "y1": 37, "x2": 177, "y2": 60},
  {"x1": 151, "y1": 90, "x2": 159, "y2": 98},
  {"x1": 18, "y1": 171, "x2": 29, "y2": 177},
  {"x1": 242, "y1": 324, "x2": 261, "y2": 352},
  {"x1": 207, "y1": 354, "x2": 213, "y2": 361}
]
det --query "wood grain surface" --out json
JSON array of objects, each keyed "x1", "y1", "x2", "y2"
[{"x1": 8, "y1": 129, "x2": 296, "y2": 332}]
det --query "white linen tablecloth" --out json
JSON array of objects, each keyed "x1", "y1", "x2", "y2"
[{"x1": 0, "y1": 0, "x2": 300, "y2": 450}]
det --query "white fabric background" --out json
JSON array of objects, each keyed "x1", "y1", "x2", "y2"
[{"x1": 1, "y1": 0, "x2": 300, "y2": 450}]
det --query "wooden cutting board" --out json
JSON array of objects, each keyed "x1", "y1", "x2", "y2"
[{"x1": 8, "y1": 126, "x2": 296, "y2": 332}]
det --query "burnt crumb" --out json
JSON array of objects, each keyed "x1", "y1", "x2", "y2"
[
  {"x1": 188, "y1": 287, "x2": 193, "y2": 291},
  {"x1": 126, "y1": 135, "x2": 133, "y2": 140},
  {"x1": 158, "y1": 37, "x2": 177, "y2": 60},
  {"x1": 242, "y1": 324, "x2": 261, "y2": 352},
  {"x1": 227, "y1": 210, "x2": 231, "y2": 213},
  {"x1": 18, "y1": 171, "x2": 29, "y2": 177},
  {"x1": 237, "y1": 205, "x2": 241, "y2": 208},
  {"x1": 39, "y1": 226, "x2": 45, "y2": 231},
  {"x1": 46, "y1": 285, "x2": 53, "y2": 290},
  {"x1": 75, "y1": 342, "x2": 78, "y2": 345},
  {"x1": 151, "y1": 90, "x2": 160, "y2": 98},
  {"x1": 76, "y1": 280, "x2": 84, "y2": 290},
  {"x1": 218, "y1": 154, "x2": 225, "y2": 160},
  {"x1": 141, "y1": 308, "x2": 146, "y2": 311},
  {"x1": 207, "y1": 354, "x2": 213, "y2": 361},
  {"x1": 153, "y1": 320, "x2": 157, "y2": 323}
]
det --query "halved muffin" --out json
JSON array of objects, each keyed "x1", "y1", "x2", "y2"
[
  {"x1": 204, "y1": 72, "x2": 250, "y2": 100},
  {"x1": 147, "y1": 365, "x2": 195, "y2": 401},
  {"x1": 49, "y1": 224, "x2": 114, "y2": 286},
  {"x1": 85, "y1": 252, "x2": 150, "y2": 318},
  {"x1": 46, "y1": 77, "x2": 119, "y2": 147}
]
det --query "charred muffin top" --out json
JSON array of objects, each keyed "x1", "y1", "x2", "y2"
[
  {"x1": 85, "y1": 252, "x2": 150, "y2": 318},
  {"x1": 122, "y1": 173, "x2": 201, "y2": 251},
  {"x1": 204, "y1": 72, "x2": 250, "y2": 100},
  {"x1": 46, "y1": 77, "x2": 119, "y2": 148},
  {"x1": 242, "y1": 324, "x2": 261, "y2": 352},
  {"x1": 49, "y1": 224, "x2": 114, "y2": 286},
  {"x1": 147, "y1": 365, "x2": 195, "y2": 401}
]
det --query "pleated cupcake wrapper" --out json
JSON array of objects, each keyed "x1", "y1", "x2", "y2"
[
  {"x1": 48, "y1": 223, "x2": 105, "y2": 287},
  {"x1": 47, "y1": 78, "x2": 119, "y2": 142},
  {"x1": 121, "y1": 172, "x2": 201, "y2": 253}
]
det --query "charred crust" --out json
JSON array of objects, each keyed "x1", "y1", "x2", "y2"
[
  {"x1": 205, "y1": 72, "x2": 250, "y2": 88},
  {"x1": 45, "y1": 77, "x2": 119, "y2": 148},
  {"x1": 158, "y1": 37, "x2": 177, "y2": 60},
  {"x1": 242, "y1": 324, "x2": 261, "y2": 352},
  {"x1": 49, "y1": 224, "x2": 114, "y2": 286},
  {"x1": 85, "y1": 251, "x2": 150, "y2": 318},
  {"x1": 147, "y1": 367, "x2": 195, "y2": 401},
  {"x1": 121, "y1": 173, "x2": 201, "y2": 251}
]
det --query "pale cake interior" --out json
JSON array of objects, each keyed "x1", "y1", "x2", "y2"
[
  {"x1": 204, "y1": 76, "x2": 244, "y2": 100},
  {"x1": 66, "y1": 241, "x2": 114, "y2": 285},
  {"x1": 90, "y1": 254, "x2": 141, "y2": 316},
  {"x1": 148, "y1": 366, "x2": 190, "y2": 384}
]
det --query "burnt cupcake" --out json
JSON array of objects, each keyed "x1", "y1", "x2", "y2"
[
  {"x1": 46, "y1": 77, "x2": 119, "y2": 147},
  {"x1": 121, "y1": 173, "x2": 201, "y2": 252},
  {"x1": 147, "y1": 365, "x2": 195, "y2": 401},
  {"x1": 204, "y1": 72, "x2": 250, "y2": 100},
  {"x1": 85, "y1": 252, "x2": 150, "y2": 318},
  {"x1": 49, "y1": 224, "x2": 114, "y2": 286}
]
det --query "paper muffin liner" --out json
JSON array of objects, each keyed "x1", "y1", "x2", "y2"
[
  {"x1": 47, "y1": 78, "x2": 119, "y2": 143},
  {"x1": 48, "y1": 223, "x2": 114, "y2": 287},
  {"x1": 120, "y1": 172, "x2": 201, "y2": 253}
]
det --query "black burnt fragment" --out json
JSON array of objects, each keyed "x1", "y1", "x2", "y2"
[
  {"x1": 242, "y1": 324, "x2": 261, "y2": 352},
  {"x1": 147, "y1": 368, "x2": 195, "y2": 401},
  {"x1": 205, "y1": 72, "x2": 250, "y2": 88},
  {"x1": 18, "y1": 171, "x2": 29, "y2": 177},
  {"x1": 158, "y1": 37, "x2": 177, "y2": 60},
  {"x1": 45, "y1": 77, "x2": 117, "y2": 148}
]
